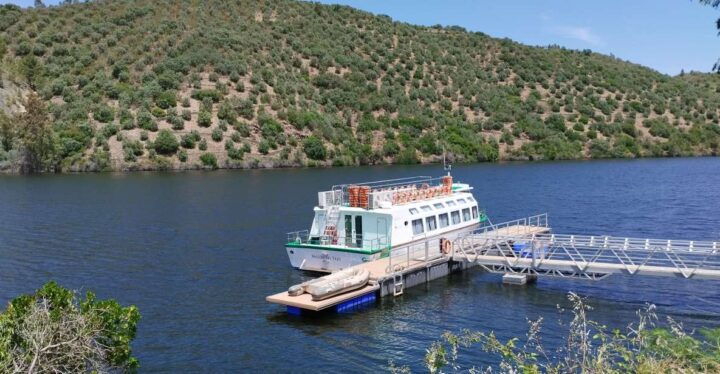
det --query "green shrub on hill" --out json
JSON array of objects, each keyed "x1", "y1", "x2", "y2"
[
  {"x1": 303, "y1": 136, "x2": 327, "y2": 160},
  {"x1": 200, "y1": 152, "x2": 217, "y2": 169},
  {"x1": 154, "y1": 129, "x2": 179, "y2": 155}
]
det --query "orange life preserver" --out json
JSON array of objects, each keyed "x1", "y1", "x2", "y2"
[{"x1": 442, "y1": 239, "x2": 452, "y2": 255}]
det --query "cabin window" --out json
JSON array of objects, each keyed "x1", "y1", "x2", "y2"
[
  {"x1": 467, "y1": 197, "x2": 475, "y2": 202},
  {"x1": 412, "y1": 219, "x2": 424, "y2": 235},
  {"x1": 426, "y1": 216, "x2": 437, "y2": 231},
  {"x1": 409, "y1": 208, "x2": 419, "y2": 215},
  {"x1": 344, "y1": 215, "x2": 352, "y2": 244},
  {"x1": 451, "y1": 211, "x2": 461, "y2": 225},
  {"x1": 421, "y1": 205, "x2": 432, "y2": 212},
  {"x1": 355, "y1": 216, "x2": 363, "y2": 247},
  {"x1": 446, "y1": 200, "x2": 456, "y2": 207},
  {"x1": 433, "y1": 203, "x2": 444, "y2": 209},
  {"x1": 439, "y1": 213, "x2": 449, "y2": 228},
  {"x1": 472, "y1": 206, "x2": 479, "y2": 219},
  {"x1": 457, "y1": 198, "x2": 467, "y2": 204},
  {"x1": 462, "y1": 208, "x2": 471, "y2": 221}
]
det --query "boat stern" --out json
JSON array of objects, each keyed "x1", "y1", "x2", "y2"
[
  {"x1": 285, "y1": 231, "x2": 384, "y2": 272},
  {"x1": 286, "y1": 244, "x2": 379, "y2": 272}
]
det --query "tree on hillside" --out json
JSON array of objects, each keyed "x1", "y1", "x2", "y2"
[
  {"x1": 154, "y1": 129, "x2": 179, "y2": 155},
  {"x1": 15, "y1": 93, "x2": 57, "y2": 173},
  {"x1": 0, "y1": 110, "x2": 13, "y2": 152},
  {"x1": 303, "y1": 136, "x2": 327, "y2": 160},
  {"x1": 34, "y1": 0, "x2": 45, "y2": 8},
  {"x1": 699, "y1": 0, "x2": 720, "y2": 70},
  {"x1": 19, "y1": 55, "x2": 43, "y2": 89},
  {"x1": 0, "y1": 281, "x2": 141, "y2": 372}
]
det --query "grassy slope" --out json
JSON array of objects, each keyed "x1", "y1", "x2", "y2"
[{"x1": 1, "y1": 0, "x2": 720, "y2": 171}]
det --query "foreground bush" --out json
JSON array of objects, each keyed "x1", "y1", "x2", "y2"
[
  {"x1": 0, "y1": 281, "x2": 140, "y2": 372},
  {"x1": 413, "y1": 293, "x2": 720, "y2": 373}
]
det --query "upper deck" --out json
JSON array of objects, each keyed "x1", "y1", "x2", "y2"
[{"x1": 317, "y1": 175, "x2": 467, "y2": 210}]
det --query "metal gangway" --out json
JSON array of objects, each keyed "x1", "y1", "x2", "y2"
[{"x1": 453, "y1": 215, "x2": 720, "y2": 281}]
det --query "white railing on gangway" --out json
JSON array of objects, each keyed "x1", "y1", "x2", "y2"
[
  {"x1": 455, "y1": 231, "x2": 720, "y2": 280},
  {"x1": 385, "y1": 236, "x2": 444, "y2": 274},
  {"x1": 382, "y1": 214, "x2": 550, "y2": 276}
]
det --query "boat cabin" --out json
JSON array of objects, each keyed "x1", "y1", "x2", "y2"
[{"x1": 289, "y1": 176, "x2": 483, "y2": 253}]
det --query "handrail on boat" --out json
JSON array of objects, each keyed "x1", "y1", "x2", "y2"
[
  {"x1": 331, "y1": 176, "x2": 433, "y2": 191},
  {"x1": 286, "y1": 230, "x2": 390, "y2": 252},
  {"x1": 325, "y1": 176, "x2": 455, "y2": 209},
  {"x1": 462, "y1": 213, "x2": 549, "y2": 238}
]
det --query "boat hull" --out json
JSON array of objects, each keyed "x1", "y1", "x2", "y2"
[
  {"x1": 286, "y1": 224, "x2": 479, "y2": 272},
  {"x1": 286, "y1": 246, "x2": 382, "y2": 272}
]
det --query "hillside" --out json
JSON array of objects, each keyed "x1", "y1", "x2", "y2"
[{"x1": 1, "y1": 0, "x2": 720, "y2": 172}]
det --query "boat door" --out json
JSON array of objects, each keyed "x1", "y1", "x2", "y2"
[
  {"x1": 344, "y1": 214, "x2": 363, "y2": 247},
  {"x1": 344, "y1": 215, "x2": 352, "y2": 247},
  {"x1": 377, "y1": 217, "x2": 388, "y2": 247},
  {"x1": 355, "y1": 216, "x2": 363, "y2": 247}
]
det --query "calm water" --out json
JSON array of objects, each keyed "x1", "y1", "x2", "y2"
[{"x1": 1, "y1": 158, "x2": 720, "y2": 372}]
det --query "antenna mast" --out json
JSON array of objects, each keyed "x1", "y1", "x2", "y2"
[{"x1": 442, "y1": 146, "x2": 452, "y2": 176}]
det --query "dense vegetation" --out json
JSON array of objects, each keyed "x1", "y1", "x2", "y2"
[
  {"x1": 1, "y1": 0, "x2": 720, "y2": 172},
  {"x1": 0, "y1": 281, "x2": 140, "y2": 372},
  {"x1": 396, "y1": 293, "x2": 720, "y2": 373}
]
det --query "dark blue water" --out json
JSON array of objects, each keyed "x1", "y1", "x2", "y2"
[{"x1": 1, "y1": 158, "x2": 719, "y2": 372}]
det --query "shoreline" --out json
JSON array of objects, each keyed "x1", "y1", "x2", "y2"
[{"x1": 1, "y1": 154, "x2": 716, "y2": 175}]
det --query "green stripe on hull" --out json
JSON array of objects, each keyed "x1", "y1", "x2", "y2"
[{"x1": 286, "y1": 242, "x2": 388, "y2": 254}]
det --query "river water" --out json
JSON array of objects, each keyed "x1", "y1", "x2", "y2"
[{"x1": 1, "y1": 158, "x2": 719, "y2": 372}]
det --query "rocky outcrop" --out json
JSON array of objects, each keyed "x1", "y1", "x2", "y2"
[{"x1": 0, "y1": 73, "x2": 27, "y2": 115}]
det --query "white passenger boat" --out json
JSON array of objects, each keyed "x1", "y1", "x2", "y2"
[{"x1": 286, "y1": 174, "x2": 487, "y2": 272}]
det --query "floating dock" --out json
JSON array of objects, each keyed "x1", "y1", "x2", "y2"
[
  {"x1": 268, "y1": 284, "x2": 380, "y2": 313},
  {"x1": 267, "y1": 215, "x2": 551, "y2": 313},
  {"x1": 269, "y1": 213, "x2": 720, "y2": 314}
]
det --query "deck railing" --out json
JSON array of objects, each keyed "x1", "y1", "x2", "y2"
[
  {"x1": 318, "y1": 176, "x2": 455, "y2": 209},
  {"x1": 286, "y1": 230, "x2": 390, "y2": 252},
  {"x1": 472, "y1": 213, "x2": 549, "y2": 237}
]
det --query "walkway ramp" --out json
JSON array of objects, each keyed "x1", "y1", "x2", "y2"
[{"x1": 454, "y1": 232, "x2": 720, "y2": 280}]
